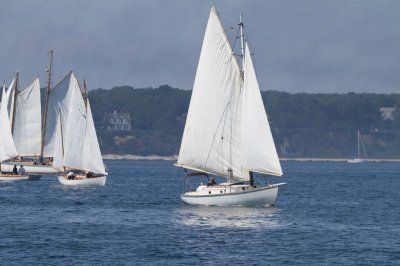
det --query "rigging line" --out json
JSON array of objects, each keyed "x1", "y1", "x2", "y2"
[
  {"x1": 204, "y1": 83, "x2": 238, "y2": 174},
  {"x1": 204, "y1": 100, "x2": 231, "y2": 171},
  {"x1": 219, "y1": 12, "x2": 239, "y2": 25},
  {"x1": 231, "y1": 27, "x2": 242, "y2": 57}
]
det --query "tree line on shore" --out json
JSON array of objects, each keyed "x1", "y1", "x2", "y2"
[{"x1": 87, "y1": 85, "x2": 400, "y2": 159}]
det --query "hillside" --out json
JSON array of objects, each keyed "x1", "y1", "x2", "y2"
[{"x1": 88, "y1": 85, "x2": 400, "y2": 158}]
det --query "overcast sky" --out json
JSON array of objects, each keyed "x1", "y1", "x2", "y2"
[{"x1": 1, "y1": 0, "x2": 399, "y2": 93}]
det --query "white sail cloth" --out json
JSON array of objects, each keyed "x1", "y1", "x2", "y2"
[
  {"x1": 241, "y1": 43, "x2": 283, "y2": 176},
  {"x1": 48, "y1": 72, "x2": 86, "y2": 170},
  {"x1": 83, "y1": 100, "x2": 106, "y2": 175},
  {"x1": 177, "y1": 6, "x2": 282, "y2": 180},
  {"x1": 43, "y1": 72, "x2": 79, "y2": 158},
  {"x1": 12, "y1": 77, "x2": 42, "y2": 156},
  {"x1": 50, "y1": 73, "x2": 106, "y2": 175},
  {"x1": 0, "y1": 80, "x2": 18, "y2": 162}
]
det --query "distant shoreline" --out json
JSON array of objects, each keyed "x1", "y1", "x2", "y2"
[
  {"x1": 102, "y1": 154, "x2": 178, "y2": 161},
  {"x1": 102, "y1": 154, "x2": 400, "y2": 162}
]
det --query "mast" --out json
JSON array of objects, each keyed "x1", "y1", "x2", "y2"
[
  {"x1": 40, "y1": 49, "x2": 53, "y2": 160},
  {"x1": 357, "y1": 131, "x2": 360, "y2": 159},
  {"x1": 83, "y1": 77, "x2": 88, "y2": 107},
  {"x1": 10, "y1": 71, "x2": 19, "y2": 134},
  {"x1": 239, "y1": 13, "x2": 245, "y2": 75}
]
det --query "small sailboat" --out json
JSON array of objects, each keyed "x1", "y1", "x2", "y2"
[
  {"x1": 0, "y1": 80, "x2": 29, "y2": 181},
  {"x1": 347, "y1": 131, "x2": 368, "y2": 163},
  {"x1": 175, "y1": 5, "x2": 286, "y2": 206},
  {"x1": 53, "y1": 75, "x2": 107, "y2": 186}
]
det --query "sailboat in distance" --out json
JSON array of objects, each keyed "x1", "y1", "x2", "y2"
[
  {"x1": 175, "y1": 5, "x2": 286, "y2": 206},
  {"x1": 55, "y1": 75, "x2": 107, "y2": 186},
  {"x1": 0, "y1": 80, "x2": 29, "y2": 181},
  {"x1": 347, "y1": 131, "x2": 368, "y2": 163}
]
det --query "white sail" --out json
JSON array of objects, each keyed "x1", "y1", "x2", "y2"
[
  {"x1": 52, "y1": 112, "x2": 64, "y2": 171},
  {"x1": 12, "y1": 77, "x2": 42, "y2": 156},
  {"x1": 0, "y1": 81, "x2": 18, "y2": 162},
  {"x1": 43, "y1": 72, "x2": 78, "y2": 157},
  {"x1": 177, "y1": 6, "x2": 244, "y2": 179},
  {"x1": 241, "y1": 43, "x2": 282, "y2": 176},
  {"x1": 59, "y1": 76, "x2": 87, "y2": 170},
  {"x1": 82, "y1": 100, "x2": 106, "y2": 175},
  {"x1": 177, "y1": 6, "x2": 283, "y2": 181}
]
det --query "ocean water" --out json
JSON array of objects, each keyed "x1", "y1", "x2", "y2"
[{"x1": 0, "y1": 160, "x2": 399, "y2": 265}]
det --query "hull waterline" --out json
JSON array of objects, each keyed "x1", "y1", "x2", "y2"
[
  {"x1": 181, "y1": 183, "x2": 286, "y2": 206},
  {"x1": 347, "y1": 158, "x2": 365, "y2": 163},
  {"x1": 2, "y1": 161, "x2": 59, "y2": 174},
  {"x1": 0, "y1": 174, "x2": 29, "y2": 181},
  {"x1": 57, "y1": 175, "x2": 106, "y2": 186}
]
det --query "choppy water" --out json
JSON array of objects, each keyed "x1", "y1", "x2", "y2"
[{"x1": 0, "y1": 160, "x2": 399, "y2": 265}]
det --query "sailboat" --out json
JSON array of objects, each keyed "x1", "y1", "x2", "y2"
[
  {"x1": 175, "y1": 5, "x2": 286, "y2": 206},
  {"x1": 0, "y1": 80, "x2": 29, "y2": 181},
  {"x1": 347, "y1": 131, "x2": 368, "y2": 163},
  {"x1": 2, "y1": 51, "x2": 60, "y2": 174},
  {"x1": 52, "y1": 74, "x2": 107, "y2": 186}
]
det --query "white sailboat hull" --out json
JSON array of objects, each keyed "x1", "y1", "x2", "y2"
[
  {"x1": 2, "y1": 161, "x2": 59, "y2": 174},
  {"x1": 347, "y1": 158, "x2": 365, "y2": 163},
  {"x1": 0, "y1": 174, "x2": 29, "y2": 181},
  {"x1": 181, "y1": 183, "x2": 286, "y2": 206},
  {"x1": 57, "y1": 175, "x2": 106, "y2": 186}
]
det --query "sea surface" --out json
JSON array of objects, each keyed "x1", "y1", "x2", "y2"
[{"x1": 0, "y1": 160, "x2": 399, "y2": 265}]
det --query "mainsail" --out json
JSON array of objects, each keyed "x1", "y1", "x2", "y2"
[
  {"x1": 43, "y1": 72, "x2": 80, "y2": 158},
  {"x1": 12, "y1": 77, "x2": 42, "y2": 156},
  {"x1": 0, "y1": 80, "x2": 18, "y2": 161},
  {"x1": 176, "y1": 6, "x2": 282, "y2": 181},
  {"x1": 48, "y1": 72, "x2": 86, "y2": 170}
]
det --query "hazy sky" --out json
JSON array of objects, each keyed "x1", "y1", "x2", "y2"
[{"x1": 1, "y1": 0, "x2": 399, "y2": 93}]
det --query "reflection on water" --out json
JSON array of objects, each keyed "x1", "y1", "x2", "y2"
[{"x1": 175, "y1": 205, "x2": 284, "y2": 229}]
